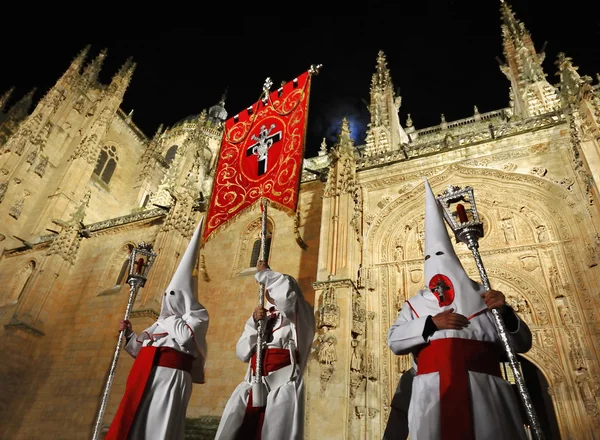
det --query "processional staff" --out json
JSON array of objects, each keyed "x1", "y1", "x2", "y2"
[
  {"x1": 91, "y1": 242, "x2": 157, "y2": 440},
  {"x1": 252, "y1": 197, "x2": 270, "y2": 407},
  {"x1": 436, "y1": 184, "x2": 546, "y2": 440}
]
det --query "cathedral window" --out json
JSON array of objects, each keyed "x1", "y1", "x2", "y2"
[
  {"x1": 233, "y1": 218, "x2": 275, "y2": 275},
  {"x1": 249, "y1": 228, "x2": 272, "y2": 268},
  {"x1": 98, "y1": 244, "x2": 133, "y2": 295},
  {"x1": 116, "y1": 258, "x2": 130, "y2": 285},
  {"x1": 93, "y1": 145, "x2": 119, "y2": 184},
  {"x1": 165, "y1": 145, "x2": 178, "y2": 166}
]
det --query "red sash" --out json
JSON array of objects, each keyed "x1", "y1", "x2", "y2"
[
  {"x1": 235, "y1": 348, "x2": 292, "y2": 440},
  {"x1": 417, "y1": 338, "x2": 501, "y2": 440},
  {"x1": 105, "y1": 346, "x2": 194, "y2": 440}
]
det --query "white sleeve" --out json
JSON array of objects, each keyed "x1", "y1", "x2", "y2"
[
  {"x1": 124, "y1": 332, "x2": 146, "y2": 358},
  {"x1": 235, "y1": 316, "x2": 259, "y2": 362},
  {"x1": 157, "y1": 315, "x2": 195, "y2": 346},
  {"x1": 387, "y1": 302, "x2": 430, "y2": 355}
]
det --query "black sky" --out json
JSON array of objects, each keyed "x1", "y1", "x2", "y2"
[{"x1": 1, "y1": 2, "x2": 599, "y2": 158}]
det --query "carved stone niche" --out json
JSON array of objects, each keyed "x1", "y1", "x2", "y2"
[
  {"x1": 352, "y1": 293, "x2": 366, "y2": 335},
  {"x1": 318, "y1": 285, "x2": 339, "y2": 329},
  {"x1": 315, "y1": 326, "x2": 337, "y2": 392}
]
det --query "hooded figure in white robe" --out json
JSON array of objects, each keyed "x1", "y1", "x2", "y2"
[
  {"x1": 387, "y1": 178, "x2": 532, "y2": 440},
  {"x1": 106, "y1": 218, "x2": 209, "y2": 440},
  {"x1": 215, "y1": 264, "x2": 315, "y2": 440}
]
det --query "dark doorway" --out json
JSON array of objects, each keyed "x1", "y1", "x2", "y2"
[{"x1": 501, "y1": 356, "x2": 561, "y2": 439}]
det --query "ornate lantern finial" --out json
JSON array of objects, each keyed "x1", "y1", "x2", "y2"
[
  {"x1": 127, "y1": 242, "x2": 157, "y2": 287},
  {"x1": 436, "y1": 184, "x2": 484, "y2": 247}
]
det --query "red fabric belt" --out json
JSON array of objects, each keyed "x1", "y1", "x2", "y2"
[
  {"x1": 417, "y1": 338, "x2": 501, "y2": 440},
  {"x1": 250, "y1": 347, "x2": 293, "y2": 375},
  {"x1": 156, "y1": 346, "x2": 194, "y2": 372},
  {"x1": 106, "y1": 346, "x2": 194, "y2": 440}
]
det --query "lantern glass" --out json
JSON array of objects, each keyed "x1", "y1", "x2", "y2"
[
  {"x1": 436, "y1": 184, "x2": 484, "y2": 244},
  {"x1": 127, "y1": 242, "x2": 157, "y2": 286}
]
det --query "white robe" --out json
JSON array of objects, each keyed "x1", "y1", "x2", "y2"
[
  {"x1": 388, "y1": 285, "x2": 532, "y2": 440},
  {"x1": 215, "y1": 269, "x2": 315, "y2": 440},
  {"x1": 122, "y1": 313, "x2": 205, "y2": 440}
]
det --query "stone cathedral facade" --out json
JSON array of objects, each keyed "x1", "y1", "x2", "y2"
[{"x1": 1, "y1": 3, "x2": 600, "y2": 439}]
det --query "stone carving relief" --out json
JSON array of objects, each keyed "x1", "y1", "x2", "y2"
[
  {"x1": 349, "y1": 335, "x2": 365, "y2": 399},
  {"x1": 318, "y1": 285, "x2": 340, "y2": 329},
  {"x1": 583, "y1": 233, "x2": 600, "y2": 268},
  {"x1": 554, "y1": 295, "x2": 574, "y2": 326},
  {"x1": 574, "y1": 367, "x2": 600, "y2": 424},
  {"x1": 393, "y1": 238, "x2": 403, "y2": 261},
  {"x1": 46, "y1": 190, "x2": 91, "y2": 264},
  {"x1": 26, "y1": 148, "x2": 38, "y2": 165},
  {"x1": 506, "y1": 292, "x2": 534, "y2": 326},
  {"x1": 519, "y1": 255, "x2": 539, "y2": 272},
  {"x1": 530, "y1": 166, "x2": 548, "y2": 177},
  {"x1": 73, "y1": 96, "x2": 85, "y2": 114},
  {"x1": 502, "y1": 162, "x2": 517, "y2": 172},
  {"x1": 313, "y1": 280, "x2": 347, "y2": 393},
  {"x1": 34, "y1": 156, "x2": 49, "y2": 178},
  {"x1": 409, "y1": 268, "x2": 423, "y2": 285},
  {"x1": 365, "y1": 213, "x2": 377, "y2": 225},
  {"x1": 14, "y1": 138, "x2": 26, "y2": 156},
  {"x1": 0, "y1": 181, "x2": 7, "y2": 203},
  {"x1": 317, "y1": 330, "x2": 337, "y2": 365},
  {"x1": 378, "y1": 195, "x2": 393, "y2": 209},
  {"x1": 403, "y1": 219, "x2": 424, "y2": 260},
  {"x1": 352, "y1": 293, "x2": 366, "y2": 335},
  {"x1": 316, "y1": 326, "x2": 337, "y2": 392},
  {"x1": 500, "y1": 215, "x2": 517, "y2": 243},
  {"x1": 350, "y1": 186, "x2": 364, "y2": 246},
  {"x1": 9, "y1": 190, "x2": 30, "y2": 220}
]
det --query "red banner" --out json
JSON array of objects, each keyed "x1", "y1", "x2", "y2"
[{"x1": 203, "y1": 70, "x2": 312, "y2": 243}]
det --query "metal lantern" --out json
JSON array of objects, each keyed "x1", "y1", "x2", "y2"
[
  {"x1": 435, "y1": 183, "x2": 546, "y2": 440},
  {"x1": 127, "y1": 241, "x2": 157, "y2": 287},
  {"x1": 92, "y1": 241, "x2": 157, "y2": 440},
  {"x1": 437, "y1": 184, "x2": 484, "y2": 246}
]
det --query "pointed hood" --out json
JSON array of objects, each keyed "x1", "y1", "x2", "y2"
[
  {"x1": 160, "y1": 218, "x2": 204, "y2": 319},
  {"x1": 423, "y1": 178, "x2": 483, "y2": 311},
  {"x1": 158, "y1": 217, "x2": 209, "y2": 383}
]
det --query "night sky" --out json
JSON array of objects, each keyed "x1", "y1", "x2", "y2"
[{"x1": 1, "y1": 2, "x2": 599, "y2": 158}]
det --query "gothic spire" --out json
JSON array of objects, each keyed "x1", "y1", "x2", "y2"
[
  {"x1": 498, "y1": 0, "x2": 559, "y2": 118},
  {"x1": 0, "y1": 87, "x2": 15, "y2": 112},
  {"x1": 81, "y1": 48, "x2": 108, "y2": 88},
  {"x1": 107, "y1": 57, "x2": 136, "y2": 101},
  {"x1": 371, "y1": 50, "x2": 393, "y2": 92},
  {"x1": 6, "y1": 88, "x2": 37, "y2": 121},
  {"x1": 332, "y1": 117, "x2": 355, "y2": 157},
  {"x1": 59, "y1": 45, "x2": 91, "y2": 86},
  {"x1": 500, "y1": 0, "x2": 526, "y2": 42},
  {"x1": 555, "y1": 52, "x2": 585, "y2": 105}
]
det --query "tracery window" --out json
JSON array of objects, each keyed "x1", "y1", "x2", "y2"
[
  {"x1": 249, "y1": 227, "x2": 272, "y2": 267},
  {"x1": 93, "y1": 144, "x2": 119, "y2": 184},
  {"x1": 165, "y1": 145, "x2": 178, "y2": 166}
]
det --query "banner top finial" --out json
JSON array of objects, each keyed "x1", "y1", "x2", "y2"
[
  {"x1": 309, "y1": 64, "x2": 323, "y2": 75},
  {"x1": 263, "y1": 77, "x2": 273, "y2": 93}
]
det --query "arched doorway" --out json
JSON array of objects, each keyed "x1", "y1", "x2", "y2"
[{"x1": 501, "y1": 356, "x2": 561, "y2": 439}]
